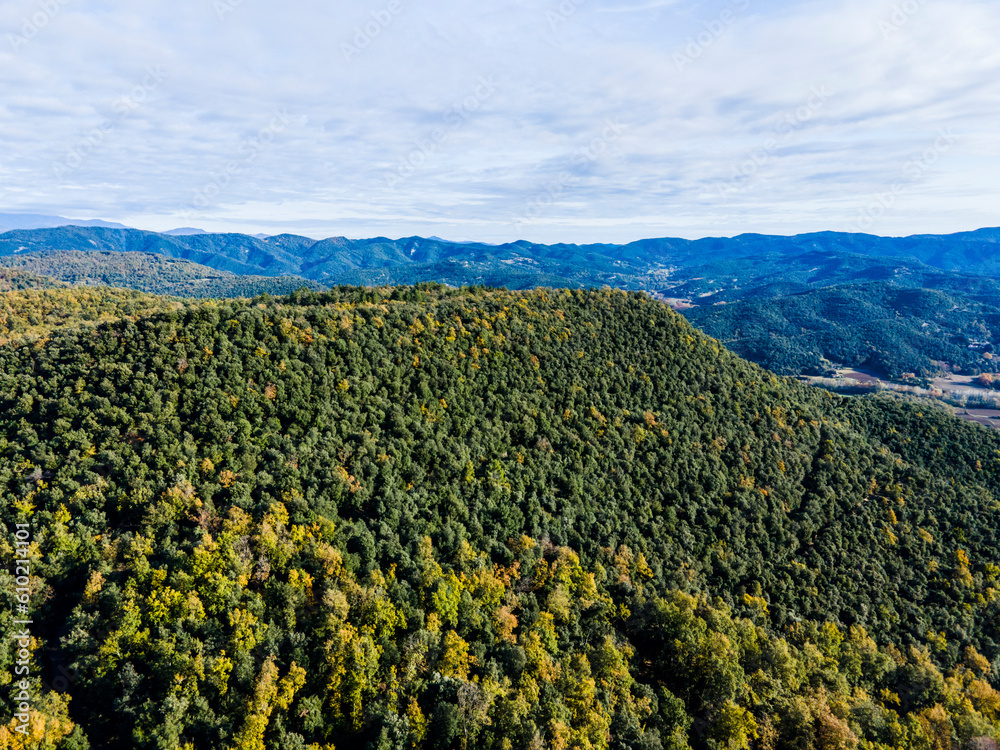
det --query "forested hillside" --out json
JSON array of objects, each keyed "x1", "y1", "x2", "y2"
[
  {"x1": 0, "y1": 267, "x2": 65, "y2": 293},
  {"x1": 2, "y1": 286, "x2": 1000, "y2": 749},
  {"x1": 0, "y1": 286, "x2": 183, "y2": 345},
  {"x1": 0, "y1": 251, "x2": 324, "y2": 299},
  {"x1": 685, "y1": 282, "x2": 1000, "y2": 378}
]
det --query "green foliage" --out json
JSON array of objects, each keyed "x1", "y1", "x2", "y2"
[
  {"x1": 0, "y1": 251, "x2": 324, "y2": 299},
  {"x1": 0, "y1": 284, "x2": 999, "y2": 749},
  {"x1": 685, "y1": 282, "x2": 1000, "y2": 378},
  {"x1": 0, "y1": 267, "x2": 65, "y2": 292},
  {"x1": 0, "y1": 286, "x2": 183, "y2": 344}
]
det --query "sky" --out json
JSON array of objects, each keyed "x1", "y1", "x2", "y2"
[{"x1": 1, "y1": 0, "x2": 999, "y2": 244}]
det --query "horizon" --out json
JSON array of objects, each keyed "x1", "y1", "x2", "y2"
[{"x1": 1, "y1": 212, "x2": 998, "y2": 247}]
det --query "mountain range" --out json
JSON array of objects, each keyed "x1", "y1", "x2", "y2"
[{"x1": 1, "y1": 224, "x2": 999, "y2": 288}]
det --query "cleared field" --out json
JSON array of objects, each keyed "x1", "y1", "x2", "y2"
[{"x1": 802, "y1": 369, "x2": 1000, "y2": 429}]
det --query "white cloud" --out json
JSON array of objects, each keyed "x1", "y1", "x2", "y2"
[
  {"x1": 1, "y1": 0, "x2": 998, "y2": 243},
  {"x1": 597, "y1": 1, "x2": 685, "y2": 13}
]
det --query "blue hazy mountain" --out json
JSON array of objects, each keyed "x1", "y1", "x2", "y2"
[
  {"x1": 0, "y1": 212, "x2": 127, "y2": 232},
  {"x1": 2, "y1": 225, "x2": 999, "y2": 289},
  {"x1": 162, "y1": 227, "x2": 209, "y2": 236}
]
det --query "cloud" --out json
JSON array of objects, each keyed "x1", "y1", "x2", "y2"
[
  {"x1": 1, "y1": 0, "x2": 998, "y2": 243},
  {"x1": 597, "y1": 1, "x2": 685, "y2": 13}
]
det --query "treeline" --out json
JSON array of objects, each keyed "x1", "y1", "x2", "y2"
[{"x1": 1, "y1": 284, "x2": 1000, "y2": 748}]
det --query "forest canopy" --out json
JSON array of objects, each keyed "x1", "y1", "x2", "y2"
[
  {"x1": 1, "y1": 284, "x2": 1000, "y2": 749},
  {"x1": 683, "y1": 282, "x2": 1000, "y2": 379}
]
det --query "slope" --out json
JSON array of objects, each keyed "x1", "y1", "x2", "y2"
[
  {"x1": 0, "y1": 266, "x2": 66, "y2": 292},
  {"x1": 685, "y1": 281, "x2": 1000, "y2": 378},
  {"x1": 0, "y1": 250, "x2": 324, "y2": 298},
  {"x1": 0, "y1": 285, "x2": 184, "y2": 345}
]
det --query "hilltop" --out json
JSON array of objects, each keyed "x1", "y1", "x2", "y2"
[{"x1": 6, "y1": 223, "x2": 1000, "y2": 383}]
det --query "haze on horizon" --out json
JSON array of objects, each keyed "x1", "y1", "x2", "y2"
[{"x1": 2, "y1": 0, "x2": 999, "y2": 245}]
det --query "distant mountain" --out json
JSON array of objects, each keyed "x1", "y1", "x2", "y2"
[
  {"x1": 630, "y1": 228, "x2": 1000, "y2": 274},
  {"x1": 0, "y1": 226, "x2": 645, "y2": 287},
  {"x1": 0, "y1": 212, "x2": 127, "y2": 232},
  {"x1": 163, "y1": 227, "x2": 208, "y2": 236},
  {"x1": 2, "y1": 225, "x2": 1000, "y2": 290}
]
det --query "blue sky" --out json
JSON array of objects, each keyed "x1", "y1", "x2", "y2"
[{"x1": 2, "y1": 0, "x2": 999, "y2": 243}]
